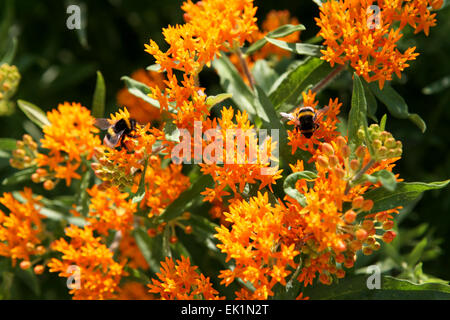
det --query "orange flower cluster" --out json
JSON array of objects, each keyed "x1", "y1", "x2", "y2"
[
  {"x1": 0, "y1": 188, "x2": 45, "y2": 266},
  {"x1": 92, "y1": 108, "x2": 161, "y2": 189},
  {"x1": 34, "y1": 102, "x2": 101, "y2": 189},
  {"x1": 215, "y1": 192, "x2": 299, "y2": 299},
  {"x1": 316, "y1": 0, "x2": 442, "y2": 88},
  {"x1": 287, "y1": 90, "x2": 342, "y2": 158},
  {"x1": 144, "y1": 0, "x2": 257, "y2": 131},
  {"x1": 148, "y1": 256, "x2": 223, "y2": 300},
  {"x1": 136, "y1": 155, "x2": 190, "y2": 218},
  {"x1": 147, "y1": 0, "x2": 257, "y2": 77},
  {"x1": 117, "y1": 69, "x2": 166, "y2": 124},
  {"x1": 48, "y1": 225, "x2": 126, "y2": 300},
  {"x1": 284, "y1": 138, "x2": 401, "y2": 286},
  {"x1": 215, "y1": 135, "x2": 402, "y2": 295},
  {"x1": 85, "y1": 185, "x2": 137, "y2": 236},
  {"x1": 200, "y1": 107, "x2": 282, "y2": 203}
]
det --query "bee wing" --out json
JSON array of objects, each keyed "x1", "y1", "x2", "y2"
[
  {"x1": 280, "y1": 112, "x2": 301, "y2": 127},
  {"x1": 314, "y1": 106, "x2": 330, "y2": 122},
  {"x1": 280, "y1": 112, "x2": 296, "y2": 122},
  {"x1": 104, "y1": 129, "x2": 125, "y2": 148},
  {"x1": 95, "y1": 118, "x2": 113, "y2": 130}
]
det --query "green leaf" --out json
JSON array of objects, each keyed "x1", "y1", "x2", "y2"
[
  {"x1": 369, "y1": 83, "x2": 426, "y2": 133},
  {"x1": 422, "y1": 75, "x2": 450, "y2": 95},
  {"x1": 75, "y1": 169, "x2": 91, "y2": 216},
  {"x1": 303, "y1": 275, "x2": 450, "y2": 299},
  {"x1": 283, "y1": 171, "x2": 317, "y2": 207},
  {"x1": 253, "y1": 84, "x2": 283, "y2": 130},
  {"x1": 245, "y1": 24, "x2": 305, "y2": 55},
  {"x1": 16, "y1": 268, "x2": 40, "y2": 297},
  {"x1": 265, "y1": 38, "x2": 323, "y2": 57},
  {"x1": 0, "y1": 36, "x2": 17, "y2": 65},
  {"x1": 17, "y1": 100, "x2": 50, "y2": 129},
  {"x1": 252, "y1": 60, "x2": 278, "y2": 93},
  {"x1": 164, "y1": 119, "x2": 181, "y2": 143},
  {"x1": 91, "y1": 71, "x2": 106, "y2": 118},
  {"x1": 160, "y1": 174, "x2": 214, "y2": 222},
  {"x1": 187, "y1": 215, "x2": 222, "y2": 254},
  {"x1": 146, "y1": 64, "x2": 161, "y2": 72},
  {"x1": 2, "y1": 167, "x2": 35, "y2": 186},
  {"x1": 39, "y1": 206, "x2": 87, "y2": 226},
  {"x1": 212, "y1": 55, "x2": 256, "y2": 118},
  {"x1": 364, "y1": 180, "x2": 450, "y2": 215},
  {"x1": 206, "y1": 93, "x2": 233, "y2": 109},
  {"x1": 121, "y1": 76, "x2": 161, "y2": 108},
  {"x1": 0, "y1": 0, "x2": 14, "y2": 48},
  {"x1": 407, "y1": 238, "x2": 428, "y2": 267},
  {"x1": 363, "y1": 80, "x2": 378, "y2": 121},
  {"x1": 133, "y1": 227, "x2": 163, "y2": 274},
  {"x1": 269, "y1": 57, "x2": 335, "y2": 110},
  {"x1": 348, "y1": 73, "x2": 368, "y2": 148},
  {"x1": 0, "y1": 138, "x2": 16, "y2": 151},
  {"x1": 380, "y1": 114, "x2": 387, "y2": 131},
  {"x1": 365, "y1": 170, "x2": 397, "y2": 192},
  {"x1": 132, "y1": 157, "x2": 148, "y2": 203}
]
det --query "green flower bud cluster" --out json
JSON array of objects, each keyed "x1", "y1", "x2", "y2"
[
  {"x1": 357, "y1": 124, "x2": 402, "y2": 161},
  {"x1": 91, "y1": 148, "x2": 137, "y2": 190},
  {"x1": 0, "y1": 64, "x2": 21, "y2": 116},
  {"x1": 10, "y1": 134, "x2": 38, "y2": 169}
]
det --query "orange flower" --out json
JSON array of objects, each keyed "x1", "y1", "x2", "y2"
[
  {"x1": 117, "y1": 69, "x2": 166, "y2": 124},
  {"x1": 135, "y1": 155, "x2": 190, "y2": 218},
  {"x1": 215, "y1": 192, "x2": 299, "y2": 299},
  {"x1": 199, "y1": 107, "x2": 282, "y2": 203},
  {"x1": 35, "y1": 102, "x2": 101, "y2": 188},
  {"x1": 287, "y1": 90, "x2": 342, "y2": 158},
  {"x1": 148, "y1": 256, "x2": 224, "y2": 300},
  {"x1": 316, "y1": 0, "x2": 439, "y2": 88},
  {"x1": 86, "y1": 185, "x2": 137, "y2": 236},
  {"x1": 48, "y1": 225, "x2": 126, "y2": 300},
  {"x1": 0, "y1": 188, "x2": 45, "y2": 266}
]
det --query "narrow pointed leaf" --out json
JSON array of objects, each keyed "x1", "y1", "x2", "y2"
[
  {"x1": 17, "y1": 100, "x2": 50, "y2": 129},
  {"x1": 91, "y1": 71, "x2": 106, "y2": 118}
]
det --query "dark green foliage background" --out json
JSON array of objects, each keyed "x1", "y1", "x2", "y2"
[{"x1": 0, "y1": 0, "x2": 449, "y2": 298}]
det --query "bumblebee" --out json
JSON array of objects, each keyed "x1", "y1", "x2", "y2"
[
  {"x1": 95, "y1": 117, "x2": 137, "y2": 149},
  {"x1": 280, "y1": 106, "x2": 328, "y2": 138}
]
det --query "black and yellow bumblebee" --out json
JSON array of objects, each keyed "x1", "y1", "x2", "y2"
[
  {"x1": 95, "y1": 117, "x2": 137, "y2": 149},
  {"x1": 280, "y1": 106, "x2": 328, "y2": 138}
]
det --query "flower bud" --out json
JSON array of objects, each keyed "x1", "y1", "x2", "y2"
[
  {"x1": 321, "y1": 143, "x2": 334, "y2": 156},
  {"x1": 350, "y1": 159, "x2": 360, "y2": 172},
  {"x1": 355, "y1": 228, "x2": 368, "y2": 240},
  {"x1": 317, "y1": 155, "x2": 329, "y2": 168},
  {"x1": 382, "y1": 220, "x2": 394, "y2": 230},
  {"x1": 344, "y1": 210, "x2": 356, "y2": 224},
  {"x1": 328, "y1": 155, "x2": 339, "y2": 167},
  {"x1": 362, "y1": 246, "x2": 373, "y2": 255},
  {"x1": 34, "y1": 265, "x2": 45, "y2": 275},
  {"x1": 355, "y1": 145, "x2": 366, "y2": 158},
  {"x1": 20, "y1": 261, "x2": 31, "y2": 270},
  {"x1": 352, "y1": 196, "x2": 364, "y2": 209},
  {"x1": 362, "y1": 200, "x2": 374, "y2": 211},
  {"x1": 382, "y1": 230, "x2": 396, "y2": 243}
]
